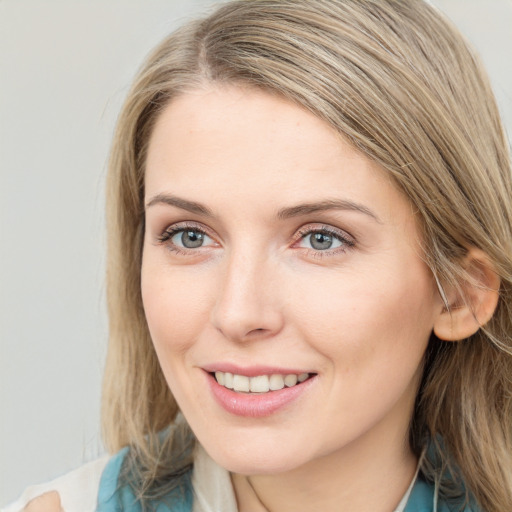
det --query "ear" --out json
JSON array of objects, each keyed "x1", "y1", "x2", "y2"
[{"x1": 433, "y1": 248, "x2": 500, "y2": 341}]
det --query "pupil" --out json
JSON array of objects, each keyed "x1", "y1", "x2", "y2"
[
  {"x1": 182, "y1": 230, "x2": 204, "y2": 248},
  {"x1": 310, "y1": 233, "x2": 332, "y2": 250}
]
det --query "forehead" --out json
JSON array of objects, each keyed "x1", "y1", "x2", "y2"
[
  {"x1": 144, "y1": 85, "x2": 414, "y2": 227},
  {"x1": 146, "y1": 85, "x2": 350, "y2": 177}
]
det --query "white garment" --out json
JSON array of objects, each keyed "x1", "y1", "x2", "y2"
[
  {"x1": 2, "y1": 445, "x2": 418, "y2": 512},
  {"x1": 191, "y1": 444, "x2": 238, "y2": 512},
  {"x1": 2, "y1": 457, "x2": 109, "y2": 512}
]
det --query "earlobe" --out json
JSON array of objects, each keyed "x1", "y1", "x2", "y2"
[{"x1": 433, "y1": 248, "x2": 500, "y2": 342}]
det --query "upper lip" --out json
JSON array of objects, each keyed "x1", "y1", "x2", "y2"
[{"x1": 201, "y1": 363, "x2": 314, "y2": 377}]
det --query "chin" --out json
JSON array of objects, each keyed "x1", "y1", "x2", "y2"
[{"x1": 198, "y1": 433, "x2": 313, "y2": 475}]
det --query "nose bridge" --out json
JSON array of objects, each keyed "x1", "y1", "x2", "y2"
[{"x1": 211, "y1": 244, "x2": 284, "y2": 341}]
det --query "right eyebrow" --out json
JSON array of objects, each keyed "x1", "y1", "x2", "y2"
[
  {"x1": 277, "y1": 199, "x2": 381, "y2": 223},
  {"x1": 145, "y1": 193, "x2": 214, "y2": 217}
]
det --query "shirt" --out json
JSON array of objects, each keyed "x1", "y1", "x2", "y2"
[{"x1": 3, "y1": 444, "x2": 478, "y2": 512}]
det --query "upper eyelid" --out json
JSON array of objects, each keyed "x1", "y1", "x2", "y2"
[
  {"x1": 162, "y1": 221, "x2": 214, "y2": 236},
  {"x1": 156, "y1": 222, "x2": 216, "y2": 245},
  {"x1": 294, "y1": 223, "x2": 355, "y2": 242}
]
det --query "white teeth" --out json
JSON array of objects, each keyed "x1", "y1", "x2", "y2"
[
  {"x1": 224, "y1": 372, "x2": 234, "y2": 389},
  {"x1": 214, "y1": 371, "x2": 311, "y2": 393},
  {"x1": 250, "y1": 375, "x2": 270, "y2": 393},
  {"x1": 233, "y1": 374, "x2": 250, "y2": 392},
  {"x1": 284, "y1": 374, "x2": 298, "y2": 387},
  {"x1": 269, "y1": 374, "x2": 285, "y2": 391}
]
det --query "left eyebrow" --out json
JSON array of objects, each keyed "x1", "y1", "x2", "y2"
[{"x1": 276, "y1": 199, "x2": 381, "y2": 223}]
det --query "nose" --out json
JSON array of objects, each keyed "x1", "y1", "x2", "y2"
[{"x1": 210, "y1": 250, "x2": 285, "y2": 342}]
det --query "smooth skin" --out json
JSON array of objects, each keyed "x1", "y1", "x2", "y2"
[{"x1": 141, "y1": 85, "x2": 498, "y2": 512}]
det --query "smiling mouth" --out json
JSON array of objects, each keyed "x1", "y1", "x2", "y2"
[{"x1": 212, "y1": 371, "x2": 314, "y2": 394}]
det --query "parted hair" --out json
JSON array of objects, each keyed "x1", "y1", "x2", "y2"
[{"x1": 102, "y1": 0, "x2": 512, "y2": 509}]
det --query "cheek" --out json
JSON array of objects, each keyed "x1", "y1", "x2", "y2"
[
  {"x1": 290, "y1": 263, "x2": 437, "y2": 369},
  {"x1": 141, "y1": 259, "x2": 211, "y2": 356},
  {"x1": 291, "y1": 266, "x2": 435, "y2": 432}
]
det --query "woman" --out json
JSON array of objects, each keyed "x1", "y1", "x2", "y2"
[{"x1": 7, "y1": 0, "x2": 511, "y2": 511}]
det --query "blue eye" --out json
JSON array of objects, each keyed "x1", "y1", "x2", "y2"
[
  {"x1": 296, "y1": 227, "x2": 354, "y2": 253},
  {"x1": 157, "y1": 224, "x2": 216, "y2": 252},
  {"x1": 303, "y1": 232, "x2": 342, "y2": 251},
  {"x1": 170, "y1": 229, "x2": 214, "y2": 249}
]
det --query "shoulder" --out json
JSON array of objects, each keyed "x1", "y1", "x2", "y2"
[
  {"x1": 95, "y1": 442, "x2": 237, "y2": 512},
  {"x1": 3, "y1": 444, "x2": 236, "y2": 512},
  {"x1": 3, "y1": 456, "x2": 110, "y2": 512}
]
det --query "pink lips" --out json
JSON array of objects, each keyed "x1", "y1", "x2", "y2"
[{"x1": 205, "y1": 369, "x2": 316, "y2": 418}]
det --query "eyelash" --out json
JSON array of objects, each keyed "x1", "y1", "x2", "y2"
[
  {"x1": 156, "y1": 222, "x2": 214, "y2": 256},
  {"x1": 156, "y1": 222, "x2": 355, "y2": 258},
  {"x1": 294, "y1": 225, "x2": 355, "y2": 258}
]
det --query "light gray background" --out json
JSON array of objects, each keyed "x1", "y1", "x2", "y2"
[{"x1": 1, "y1": 0, "x2": 511, "y2": 505}]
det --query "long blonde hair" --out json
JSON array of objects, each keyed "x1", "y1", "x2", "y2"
[{"x1": 102, "y1": 0, "x2": 512, "y2": 509}]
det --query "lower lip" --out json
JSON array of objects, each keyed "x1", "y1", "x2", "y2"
[{"x1": 206, "y1": 372, "x2": 316, "y2": 417}]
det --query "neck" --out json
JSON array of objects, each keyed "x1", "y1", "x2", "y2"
[{"x1": 232, "y1": 427, "x2": 418, "y2": 512}]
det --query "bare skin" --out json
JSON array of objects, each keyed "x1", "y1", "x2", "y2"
[{"x1": 23, "y1": 491, "x2": 63, "y2": 512}]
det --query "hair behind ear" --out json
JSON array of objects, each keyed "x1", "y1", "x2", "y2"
[
  {"x1": 416, "y1": 330, "x2": 512, "y2": 511},
  {"x1": 416, "y1": 248, "x2": 512, "y2": 511}
]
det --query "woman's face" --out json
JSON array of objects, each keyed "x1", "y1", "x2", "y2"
[{"x1": 141, "y1": 85, "x2": 443, "y2": 475}]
